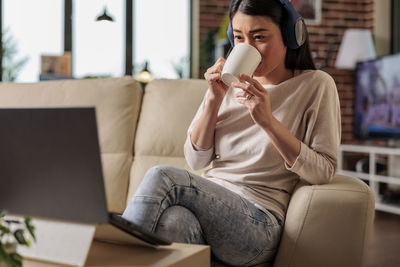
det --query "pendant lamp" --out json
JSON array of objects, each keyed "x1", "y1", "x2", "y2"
[{"x1": 95, "y1": 7, "x2": 114, "y2": 22}]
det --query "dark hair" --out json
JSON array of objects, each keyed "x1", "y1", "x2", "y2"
[{"x1": 229, "y1": 0, "x2": 316, "y2": 70}]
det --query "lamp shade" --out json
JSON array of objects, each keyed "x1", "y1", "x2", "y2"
[
  {"x1": 335, "y1": 29, "x2": 376, "y2": 70},
  {"x1": 135, "y1": 61, "x2": 153, "y2": 83}
]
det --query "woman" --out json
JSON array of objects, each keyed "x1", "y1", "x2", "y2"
[{"x1": 123, "y1": 0, "x2": 341, "y2": 265}]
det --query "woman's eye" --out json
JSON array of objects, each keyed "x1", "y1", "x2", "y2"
[{"x1": 234, "y1": 35, "x2": 243, "y2": 40}]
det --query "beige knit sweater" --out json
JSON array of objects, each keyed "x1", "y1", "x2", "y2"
[{"x1": 184, "y1": 70, "x2": 341, "y2": 218}]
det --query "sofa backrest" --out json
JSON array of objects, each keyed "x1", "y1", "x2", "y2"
[
  {"x1": 0, "y1": 77, "x2": 142, "y2": 213},
  {"x1": 127, "y1": 79, "x2": 208, "y2": 203}
]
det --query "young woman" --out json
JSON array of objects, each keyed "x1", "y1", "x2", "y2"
[{"x1": 123, "y1": 0, "x2": 341, "y2": 265}]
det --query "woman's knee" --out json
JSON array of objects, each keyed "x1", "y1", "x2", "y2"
[
  {"x1": 132, "y1": 165, "x2": 190, "y2": 198},
  {"x1": 135, "y1": 165, "x2": 172, "y2": 191},
  {"x1": 143, "y1": 165, "x2": 190, "y2": 187}
]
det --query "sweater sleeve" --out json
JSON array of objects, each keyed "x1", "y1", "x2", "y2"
[
  {"x1": 285, "y1": 72, "x2": 341, "y2": 185},
  {"x1": 184, "y1": 90, "x2": 215, "y2": 170}
]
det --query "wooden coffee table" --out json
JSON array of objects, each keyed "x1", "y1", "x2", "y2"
[{"x1": 23, "y1": 241, "x2": 210, "y2": 267}]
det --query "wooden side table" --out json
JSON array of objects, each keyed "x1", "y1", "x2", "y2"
[
  {"x1": 23, "y1": 241, "x2": 210, "y2": 267},
  {"x1": 86, "y1": 241, "x2": 210, "y2": 267}
]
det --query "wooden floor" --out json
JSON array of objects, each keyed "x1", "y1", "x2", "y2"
[{"x1": 366, "y1": 211, "x2": 400, "y2": 267}]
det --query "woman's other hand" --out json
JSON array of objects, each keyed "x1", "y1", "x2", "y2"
[
  {"x1": 232, "y1": 73, "x2": 273, "y2": 129},
  {"x1": 204, "y1": 58, "x2": 230, "y2": 101},
  {"x1": 232, "y1": 73, "x2": 301, "y2": 167}
]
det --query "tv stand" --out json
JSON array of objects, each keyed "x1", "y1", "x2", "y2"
[{"x1": 338, "y1": 144, "x2": 400, "y2": 215}]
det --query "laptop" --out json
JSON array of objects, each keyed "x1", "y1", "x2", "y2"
[{"x1": 0, "y1": 108, "x2": 171, "y2": 249}]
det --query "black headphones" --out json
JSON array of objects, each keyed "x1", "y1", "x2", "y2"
[{"x1": 227, "y1": 0, "x2": 306, "y2": 49}]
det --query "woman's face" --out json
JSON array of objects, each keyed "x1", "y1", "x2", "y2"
[{"x1": 232, "y1": 11, "x2": 288, "y2": 81}]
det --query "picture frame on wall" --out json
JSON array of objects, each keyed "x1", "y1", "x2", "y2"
[
  {"x1": 41, "y1": 52, "x2": 72, "y2": 76},
  {"x1": 40, "y1": 52, "x2": 73, "y2": 80},
  {"x1": 292, "y1": 0, "x2": 322, "y2": 25}
]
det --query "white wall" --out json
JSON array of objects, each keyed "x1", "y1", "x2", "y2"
[{"x1": 374, "y1": 0, "x2": 391, "y2": 56}]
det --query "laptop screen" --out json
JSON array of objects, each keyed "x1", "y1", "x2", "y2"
[{"x1": 0, "y1": 108, "x2": 109, "y2": 224}]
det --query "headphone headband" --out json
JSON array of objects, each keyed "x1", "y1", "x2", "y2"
[{"x1": 227, "y1": 0, "x2": 306, "y2": 49}]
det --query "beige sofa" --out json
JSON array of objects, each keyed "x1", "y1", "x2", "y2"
[{"x1": 0, "y1": 76, "x2": 374, "y2": 267}]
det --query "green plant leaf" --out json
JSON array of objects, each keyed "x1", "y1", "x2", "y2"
[
  {"x1": 0, "y1": 244, "x2": 6, "y2": 261},
  {"x1": 0, "y1": 224, "x2": 11, "y2": 234},
  {"x1": 0, "y1": 245, "x2": 8, "y2": 262},
  {"x1": 0, "y1": 244, "x2": 15, "y2": 267},
  {"x1": 9, "y1": 252, "x2": 22, "y2": 267},
  {"x1": 24, "y1": 217, "x2": 36, "y2": 241},
  {"x1": 13, "y1": 229, "x2": 27, "y2": 246}
]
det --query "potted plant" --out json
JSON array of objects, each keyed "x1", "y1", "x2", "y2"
[{"x1": 0, "y1": 211, "x2": 35, "y2": 267}]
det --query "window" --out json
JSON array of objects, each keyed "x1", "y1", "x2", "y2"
[
  {"x1": 73, "y1": 0, "x2": 124, "y2": 78},
  {"x1": 2, "y1": 0, "x2": 63, "y2": 82},
  {"x1": 133, "y1": 0, "x2": 190, "y2": 79},
  {"x1": 1, "y1": 0, "x2": 192, "y2": 81}
]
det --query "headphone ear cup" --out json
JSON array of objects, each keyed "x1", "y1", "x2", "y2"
[
  {"x1": 295, "y1": 18, "x2": 306, "y2": 47},
  {"x1": 282, "y1": 1, "x2": 306, "y2": 49}
]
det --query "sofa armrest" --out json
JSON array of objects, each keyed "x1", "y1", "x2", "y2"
[{"x1": 273, "y1": 174, "x2": 375, "y2": 267}]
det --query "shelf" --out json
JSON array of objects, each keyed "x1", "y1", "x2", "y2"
[
  {"x1": 338, "y1": 170, "x2": 400, "y2": 185},
  {"x1": 375, "y1": 202, "x2": 400, "y2": 215},
  {"x1": 340, "y1": 144, "x2": 400, "y2": 155},
  {"x1": 338, "y1": 170, "x2": 370, "y2": 181},
  {"x1": 339, "y1": 144, "x2": 400, "y2": 215}
]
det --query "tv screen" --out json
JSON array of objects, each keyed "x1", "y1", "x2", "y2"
[{"x1": 354, "y1": 53, "x2": 400, "y2": 139}]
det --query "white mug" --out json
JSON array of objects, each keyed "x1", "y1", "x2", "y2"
[{"x1": 221, "y1": 43, "x2": 262, "y2": 87}]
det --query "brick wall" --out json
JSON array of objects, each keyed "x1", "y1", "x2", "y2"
[
  {"x1": 308, "y1": 0, "x2": 374, "y2": 144},
  {"x1": 198, "y1": 0, "x2": 375, "y2": 144}
]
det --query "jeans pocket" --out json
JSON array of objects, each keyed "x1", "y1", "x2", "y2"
[{"x1": 254, "y1": 206, "x2": 283, "y2": 227}]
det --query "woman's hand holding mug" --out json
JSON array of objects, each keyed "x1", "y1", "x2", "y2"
[
  {"x1": 204, "y1": 43, "x2": 261, "y2": 104},
  {"x1": 204, "y1": 57, "x2": 230, "y2": 102}
]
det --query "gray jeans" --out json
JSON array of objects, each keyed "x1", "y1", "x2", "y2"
[{"x1": 122, "y1": 165, "x2": 283, "y2": 266}]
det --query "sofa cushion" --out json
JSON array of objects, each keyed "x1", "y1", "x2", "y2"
[
  {"x1": 127, "y1": 79, "x2": 208, "y2": 202},
  {"x1": 0, "y1": 76, "x2": 142, "y2": 213}
]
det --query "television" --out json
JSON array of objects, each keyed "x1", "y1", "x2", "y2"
[{"x1": 354, "y1": 53, "x2": 400, "y2": 139}]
